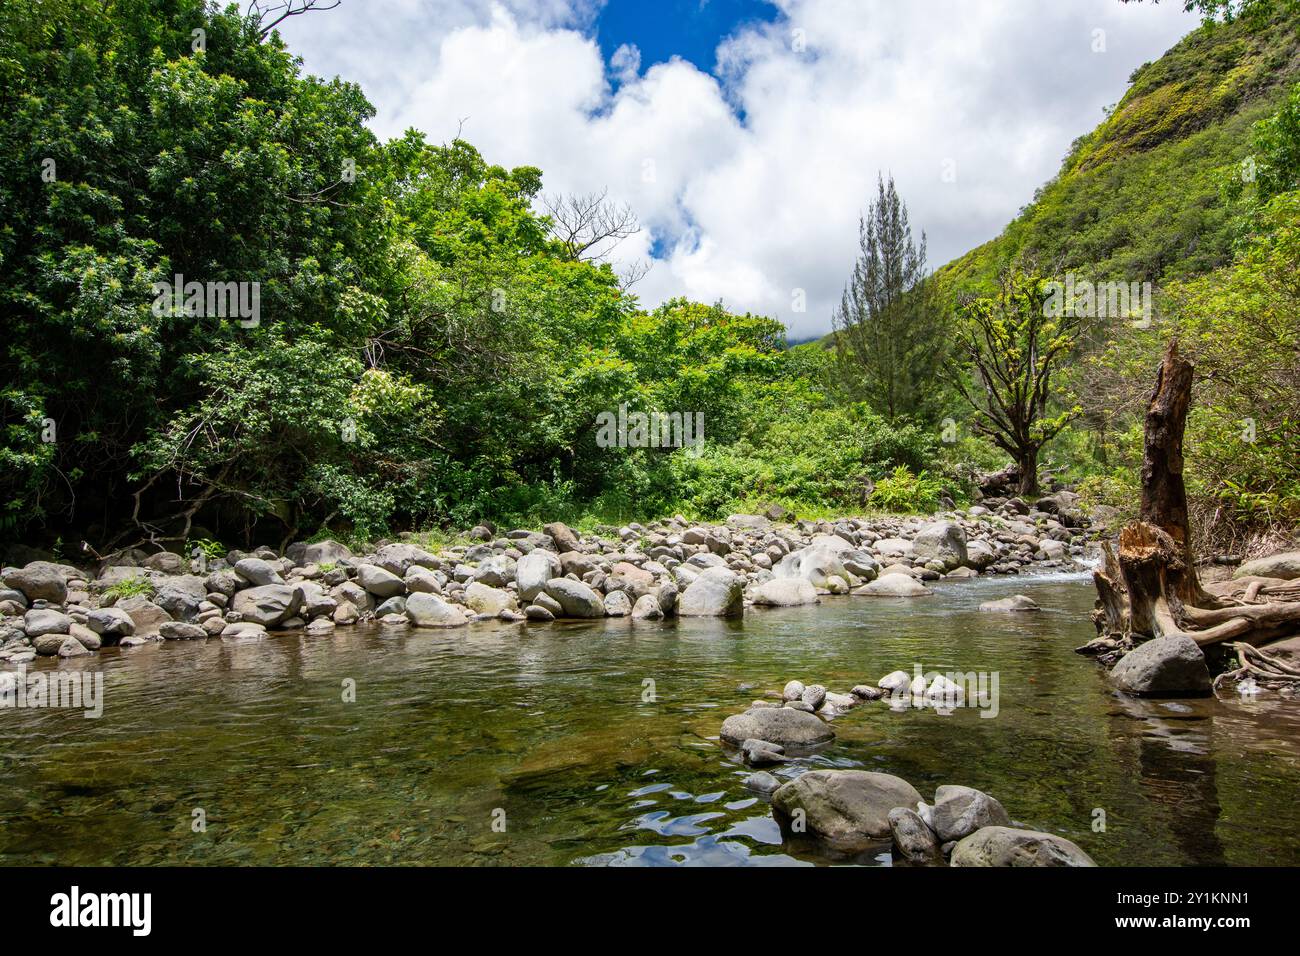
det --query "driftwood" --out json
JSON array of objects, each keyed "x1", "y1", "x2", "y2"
[{"x1": 1091, "y1": 341, "x2": 1300, "y2": 654}]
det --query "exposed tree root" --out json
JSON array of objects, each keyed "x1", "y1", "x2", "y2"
[{"x1": 1213, "y1": 643, "x2": 1300, "y2": 694}]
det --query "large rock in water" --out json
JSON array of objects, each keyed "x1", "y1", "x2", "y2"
[
  {"x1": 464, "y1": 582, "x2": 515, "y2": 616},
  {"x1": 231, "y1": 584, "x2": 302, "y2": 628},
  {"x1": 771, "y1": 770, "x2": 924, "y2": 852},
  {"x1": 1234, "y1": 550, "x2": 1300, "y2": 581},
  {"x1": 774, "y1": 543, "x2": 852, "y2": 592},
  {"x1": 979, "y1": 595, "x2": 1040, "y2": 612},
  {"x1": 24, "y1": 608, "x2": 72, "y2": 638},
  {"x1": 950, "y1": 826, "x2": 1097, "y2": 867},
  {"x1": 930, "y1": 785, "x2": 1012, "y2": 842},
  {"x1": 405, "y1": 592, "x2": 468, "y2": 628},
  {"x1": 153, "y1": 575, "x2": 208, "y2": 621},
  {"x1": 1111, "y1": 634, "x2": 1211, "y2": 697},
  {"x1": 912, "y1": 521, "x2": 968, "y2": 568},
  {"x1": 544, "y1": 578, "x2": 605, "y2": 618},
  {"x1": 855, "y1": 573, "x2": 932, "y2": 598},
  {"x1": 116, "y1": 596, "x2": 172, "y2": 637},
  {"x1": 719, "y1": 707, "x2": 835, "y2": 749},
  {"x1": 888, "y1": 807, "x2": 941, "y2": 863},
  {"x1": 749, "y1": 578, "x2": 819, "y2": 607},
  {"x1": 677, "y1": 566, "x2": 744, "y2": 617}
]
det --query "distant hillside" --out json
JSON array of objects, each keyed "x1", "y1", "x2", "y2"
[{"x1": 940, "y1": 7, "x2": 1300, "y2": 292}]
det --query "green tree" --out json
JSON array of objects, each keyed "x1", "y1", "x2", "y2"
[
  {"x1": 952, "y1": 271, "x2": 1085, "y2": 497},
  {"x1": 832, "y1": 175, "x2": 949, "y2": 424}
]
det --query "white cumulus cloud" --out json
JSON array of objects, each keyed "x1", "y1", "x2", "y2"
[{"x1": 277, "y1": 0, "x2": 1197, "y2": 337}]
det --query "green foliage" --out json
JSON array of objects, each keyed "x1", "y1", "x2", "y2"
[
  {"x1": 659, "y1": 405, "x2": 939, "y2": 519},
  {"x1": 103, "y1": 575, "x2": 155, "y2": 601},
  {"x1": 1251, "y1": 82, "x2": 1300, "y2": 200},
  {"x1": 1168, "y1": 191, "x2": 1300, "y2": 535},
  {"x1": 5, "y1": 0, "x2": 1292, "y2": 550},
  {"x1": 869, "y1": 467, "x2": 945, "y2": 514},
  {"x1": 186, "y1": 537, "x2": 225, "y2": 562}
]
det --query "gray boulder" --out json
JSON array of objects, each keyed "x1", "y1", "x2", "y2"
[
  {"x1": 739, "y1": 738, "x2": 787, "y2": 767},
  {"x1": 3, "y1": 563, "x2": 67, "y2": 604},
  {"x1": 404, "y1": 566, "x2": 442, "y2": 595},
  {"x1": 356, "y1": 564, "x2": 405, "y2": 598},
  {"x1": 464, "y1": 582, "x2": 515, "y2": 616},
  {"x1": 801, "y1": 684, "x2": 827, "y2": 709},
  {"x1": 543, "y1": 522, "x2": 580, "y2": 554},
  {"x1": 1111, "y1": 634, "x2": 1212, "y2": 697},
  {"x1": 931, "y1": 785, "x2": 1012, "y2": 842},
  {"x1": 888, "y1": 807, "x2": 941, "y2": 863},
  {"x1": 749, "y1": 578, "x2": 819, "y2": 607},
  {"x1": 153, "y1": 575, "x2": 208, "y2": 621},
  {"x1": 743, "y1": 771, "x2": 782, "y2": 795},
  {"x1": 678, "y1": 567, "x2": 743, "y2": 617},
  {"x1": 25, "y1": 608, "x2": 72, "y2": 638},
  {"x1": 912, "y1": 521, "x2": 968, "y2": 568},
  {"x1": 233, "y1": 558, "x2": 284, "y2": 586},
  {"x1": 406, "y1": 592, "x2": 468, "y2": 628},
  {"x1": 771, "y1": 770, "x2": 924, "y2": 852},
  {"x1": 604, "y1": 590, "x2": 632, "y2": 617},
  {"x1": 1235, "y1": 550, "x2": 1300, "y2": 581},
  {"x1": 372, "y1": 543, "x2": 439, "y2": 576},
  {"x1": 57, "y1": 635, "x2": 92, "y2": 657},
  {"x1": 474, "y1": 555, "x2": 517, "y2": 588},
  {"x1": 298, "y1": 539, "x2": 353, "y2": 566},
  {"x1": 544, "y1": 579, "x2": 605, "y2": 618},
  {"x1": 86, "y1": 607, "x2": 134, "y2": 639},
  {"x1": 159, "y1": 621, "x2": 207, "y2": 640},
  {"x1": 719, "y1": 707, "x2": 834, "y2": 749},
  {"x1": 143, "y1": 552, "x2": 186, "y2": 574},
  {"x1": 516, "y1": 550, "x2": 561, "y2": 602},
  {"x1": 32, "y1": 633, "x2": 70, "y2": 655},
  {"x1": 979, "y1": 595, "x2": 1040, "y2": 612},
  {"x1": 69, "y1": 622, "x2": 101, "y2": 651},
  {"x1": 116, "y1": 596, "x2": 172, "y2": 637},
  {"x1": 950, "y1": 826, "x2": 1096, "y2": 867},
  {"x1": 221, "y1": 621, "x2": 269, "y2": 641},
  {"x1": 631, "y1": 593, "x2": 663, "y2": 620},
  {"x1": 855, "y1": 573, "x2": 932, "y2": 598},
  {"x1": 231, "y1": 584, "x2": 302, "y2": 628}
]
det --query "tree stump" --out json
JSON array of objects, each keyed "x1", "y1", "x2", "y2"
[{"x1": 1091, "y1": 341, "x2": 1300, "y2": 653}]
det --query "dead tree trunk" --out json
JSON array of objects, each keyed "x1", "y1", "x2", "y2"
[{"x1": 1090, "y1": 340, "x2": 1300, "y2": 653}]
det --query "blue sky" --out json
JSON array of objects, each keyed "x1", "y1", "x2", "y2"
[
  {"x1": 594, "y1": 0, "x2": 779, "y2": 77},
  {"x1": 277, "y1": 0, "x2": 1199, "y2": 337}
]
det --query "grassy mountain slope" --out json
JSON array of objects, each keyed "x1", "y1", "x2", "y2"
[{"x1": 940, "y1": 8, "x2": 1300, "y2": 292}]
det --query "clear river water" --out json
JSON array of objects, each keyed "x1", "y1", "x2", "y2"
[{"x1": 3, "y1": 572, "x2": 1300, "y2": 866}]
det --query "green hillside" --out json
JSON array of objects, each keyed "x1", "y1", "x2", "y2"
[{"x1": 940, "y1": 7, "x2": 1300, "y2": 291}]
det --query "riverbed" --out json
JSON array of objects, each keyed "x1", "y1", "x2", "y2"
[{"x1": 3, "y1": 573, "x2": 1299, "y2": 866}]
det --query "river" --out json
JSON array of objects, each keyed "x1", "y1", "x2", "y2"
[{"x1": 3, "y1": 572, "x2": 1299, "y2": 866}]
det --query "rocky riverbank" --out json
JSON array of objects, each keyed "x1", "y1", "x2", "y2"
[{"x1": 0, "y1": 496, "x2": 1092, "y2": 663}]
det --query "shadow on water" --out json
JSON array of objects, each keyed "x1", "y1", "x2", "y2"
[{"x1": 2, "y1": 573, "x2": 1299, "y2": 865}]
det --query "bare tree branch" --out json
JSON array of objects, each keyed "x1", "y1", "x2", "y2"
[
  {"x1": 541, "y1": 188, "x2": 641, "y2": 263},
  {"x1": 248, "y1": 1, "x2": 342, "y2": 40}
]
